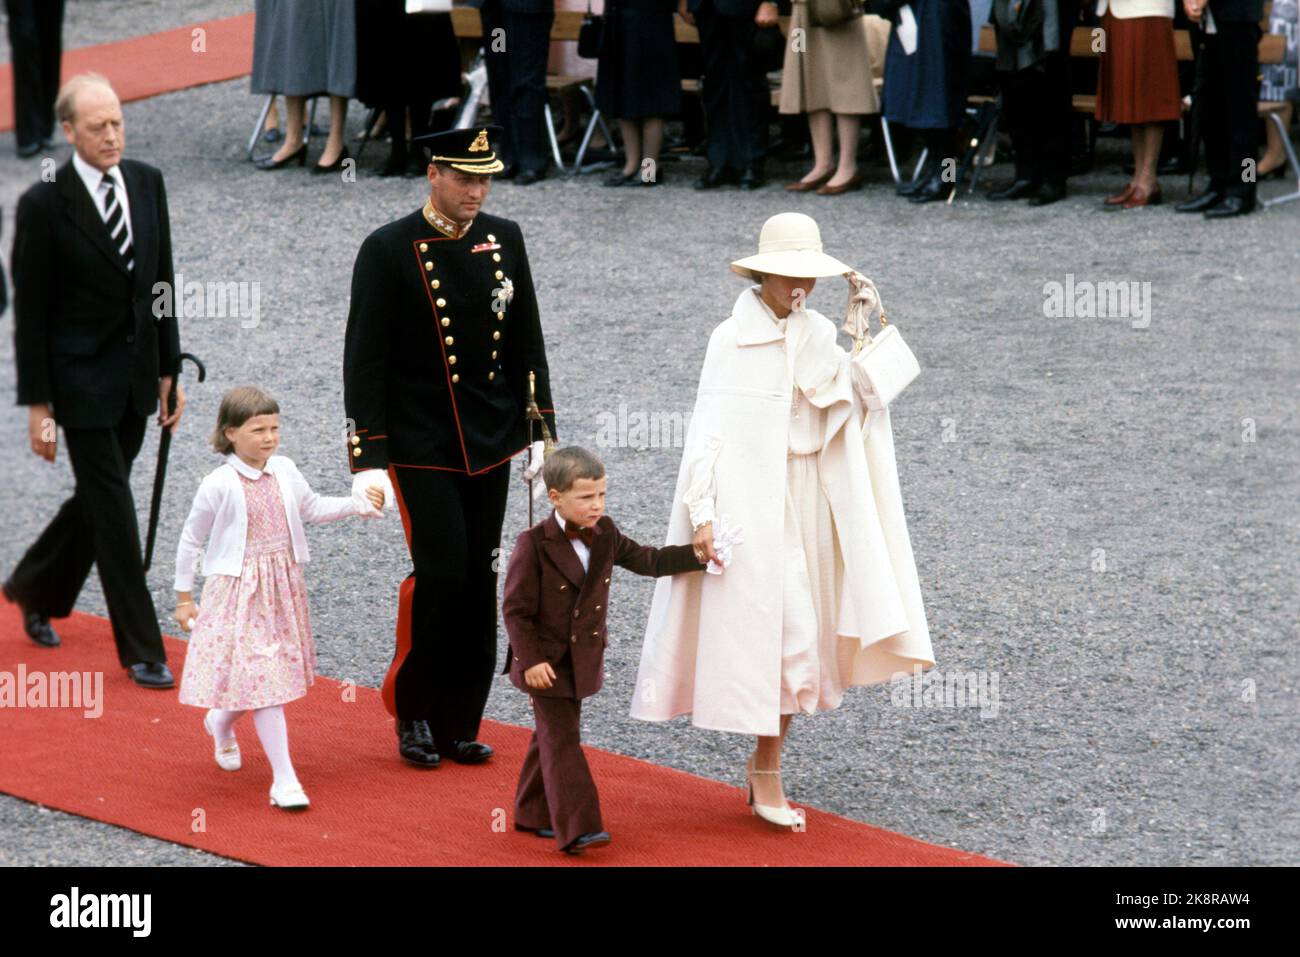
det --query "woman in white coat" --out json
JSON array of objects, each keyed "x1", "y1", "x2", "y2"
[{"x1": 630, "y1": 212, "x2": 934, "y2": 826}]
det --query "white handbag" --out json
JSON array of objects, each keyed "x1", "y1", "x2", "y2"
[
  {"x1": 405, "y1": 0, "x2": 453, "y2": 12},
  {"x1": 842, "y1": 272, "x2": 919, "y2": 408}
]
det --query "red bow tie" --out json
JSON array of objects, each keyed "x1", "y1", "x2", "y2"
[{"x1": 564, "y1": 523, "x2": 594, "y2": 547}]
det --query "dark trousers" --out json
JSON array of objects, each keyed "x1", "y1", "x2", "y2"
[
  {"x1": 4, "y1": 0, "x2": 65, "y2": 149},
  {"x1": 1000, "y1": 51, "x2": 1071, "y2": 188},
  {"x1": 388, "y1": 462, "x2": 510, "y2": 746},
  {"x1": 696, "y1": 0, "x2": 766, "y2": 172},
  {"x1": 8, "y1": 405, "x2": 165, "y2": 667},
  {"x1": 480, "y1": 1, "x2": 554, "y2": 175},
  {"x1": 1197, "y1": 21, "x2": 1262, "y2": 199},
  {"x1": 514, "y1": 688, "x2": 603, "y2": 850}
]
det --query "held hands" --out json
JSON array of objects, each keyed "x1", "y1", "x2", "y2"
[
  {"x1": 693, "y1": 516, "x2": 743, "y2": 574},
  {"x1": 351, "y1": 469, "x2": 395, "y2": 518},
  {"x1": 524, "y1": 661, "x2": 556, "y2": 690}
]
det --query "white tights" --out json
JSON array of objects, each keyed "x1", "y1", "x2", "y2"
[{"x1": 209, "y1": 706, "x2": 298, "y2": 787}]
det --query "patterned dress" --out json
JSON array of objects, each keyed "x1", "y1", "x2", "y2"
[{"x1": 179, "y1": 471, "x2": 316, "y2": 711}]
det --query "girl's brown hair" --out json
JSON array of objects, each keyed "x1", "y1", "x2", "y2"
[{"x1": 211, "y1": 385, "x2": 280, "y2": 454}]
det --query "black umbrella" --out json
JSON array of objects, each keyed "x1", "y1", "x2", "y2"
[{"x1": 143, "y1": 352, "x2": 206, "y2": 571}]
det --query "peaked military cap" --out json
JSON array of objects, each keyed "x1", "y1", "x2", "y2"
[{"x1": 412, "y1": 125, "x2": 505, "y2": 174}]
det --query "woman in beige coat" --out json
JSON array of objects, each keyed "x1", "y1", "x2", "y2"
[
  {"x1": 777, "y1": 2, "x2": 880, "y2": 194},
  {"x1": 630, "y1": 213, "x2": 934, "y2": 826}
]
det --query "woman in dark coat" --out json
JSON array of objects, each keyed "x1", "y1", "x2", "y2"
[
  {"x1": 355, "y1": 0, "x2": 464, "y2": 177},
  {"x1": 878, "y1": 0, "x2": 972, "y2": 203},
  {"x1": 596, "y1": 0, "x2": 682, "y2": 186}
]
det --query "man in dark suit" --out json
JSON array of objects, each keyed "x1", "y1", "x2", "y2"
[
  {"x1": 502, "y1": 447, "x2": 705, "y2": 853},
  {"x1": 5, "y1": 75, "x2": 184, "y2": 688},
  {"x1": 479, "y1": 0, "x2": 556, "y2": 184},
  {"x1": 344, "y1": 125, "x2": 557, "y2": 768},
  {"x1": 680, "y1": 0, "x2": 769, "y2": 189},
  {"x1": 4, "y1": 0, "x2": 66, "y2": 157},
  {"x1": 1176, "y1": 0, "x2": 1266, "y2": 218}
]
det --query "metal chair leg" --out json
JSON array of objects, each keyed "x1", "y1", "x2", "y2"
[
  {"x1": 573, "y1": 83, "x2": 614, "y2": 174},
  {"x1": 544, "y1": 100, "x2": 567, "y2": 174},
  {"x1": 247, "y1": 94, "x2": 274, "y2": 161},
  {"x1": 1261, "y1": 111, "x2": 1300, "y2": 208},
  {"x1": 881, "y1": 116, "x2": 900, "y2": 184}
]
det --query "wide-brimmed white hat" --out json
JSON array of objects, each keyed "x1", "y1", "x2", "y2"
[{"x1": 730, "y1": 212, "x2": 852, "y2": 281}]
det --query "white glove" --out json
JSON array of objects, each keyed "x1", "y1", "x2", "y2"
[
  {"x1": 520, "y1": 440, "x2": 547, "y2": 500},
  {"x1": 705, "y1": 513, "x2": 745, "y2": 575},
  {"x1": 351, "y1": 468, "x2": 396, "y2": 517}
]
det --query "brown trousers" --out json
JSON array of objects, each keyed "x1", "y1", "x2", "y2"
[{"x1": 513, "y1": 694, "x2": 603, "y2": 850}]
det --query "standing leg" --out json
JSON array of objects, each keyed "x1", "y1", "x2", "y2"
[
  {"x1": 828, "y1": 112, "x2": 861, "y2": 187},
  {"x1": 36, "y1": 0, "x2": 64, "y2": 143},
  {"x1": 252, "y1": 705, "x2": 301, "y2": 790},
  {"x1": 513, "y1": 720, "x2": 551, "y2": 830},
  {"x1": 5, "y1": 0, "x2": 44, "y2": 151},
  {"x1": 481, "y1": 0, "x2": 516, "y2": 172},
  {"x1": 1222, "y1": 21, "x2": 1262, "y2": 202},
  {"x1": 506, "y1": 10, "x2": 555, "y2": 177},
  {"x1": 317, "y1": 94, "x2": 349, "y2": 168},
  {"x1": 1200, "y1": 34, "x2": 1230, "y2": 195},
  {"x1": 532, "y1": 695, "x2": 602, "y2": 850}
]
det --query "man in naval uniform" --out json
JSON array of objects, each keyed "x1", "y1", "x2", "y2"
[{"x1": 343, "y1": 125, "x2": 557, "y2": 768}]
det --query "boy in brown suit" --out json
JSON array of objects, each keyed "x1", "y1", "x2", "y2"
[{"x1": 502, "y1": 446, "x2": 708, "y2": 854}]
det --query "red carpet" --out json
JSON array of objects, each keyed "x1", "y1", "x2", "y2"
[
  {"x1": 0, "y1": 599, "x2": 1009, "y2": 866},
  {"x1": 0, "y1": 14, "x2": 255, "y2": 134}
]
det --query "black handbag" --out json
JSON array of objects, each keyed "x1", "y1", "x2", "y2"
[{"x1": 578, "y1": 0, "x2": 604, "y2": 59}]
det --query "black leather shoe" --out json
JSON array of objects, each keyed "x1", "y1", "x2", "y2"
[
  {"x1": 439, "y1": 740, "x2": 494, "y2": 764},
  {"x1": 1027, "y1": 181, "x2": 1067, "y2": 207},
  {"x1": 987, "y1": 178, "x2": 1037, "y2": 201},
  {"x1": 694, "y1": 166, "x2": 738, "y2": 190},
  {"x1": 16, "y1": 141, "x2": 41, "y2": 158},
  {"x1": 377, "y1": 153, "x2": 408, "y2": 177},
  {"x1": 908, "y1": 170, "x2": 950, "y2": 204},
  {"x1": 515, "y1": 168, "x2": 545, "y2": 185},
  {"x1": 126, "y1": 662, "x2": 175, "y2": 689},
  {"x1": 1203, "y1": 195, "x2": 1255, "y2": 219},
  {"x1": 1175, "y1": 189, "x2": 1225, "y2": 213},
  {"x1": 564, "y1": 831, "x2": 611, "y2": 855},
  {"x1": 255, "y1": 144, "x2": 307, "y2": 170},
  {"x1": 397, "y1": 720, "x2": 441, "y2": 767},
  {"x1": 312, "y1": 145, "x2": 351, "y2": 174},
  {"x1": 2, "y1": 580, "x2": 59, "y2": 647},
  {"x1": 515, "y1": 823, "x2": 556, "y2": 839},
  {"x1": 603, "y1": 170, "x2": 637, "y2": 187},
  {"x1": 739, "y1": 166, "x2": 766, "y2": 190}
]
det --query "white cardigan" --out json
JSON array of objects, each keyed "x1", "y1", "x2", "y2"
[
  {"x1": 1096, "y1": 0, "x2": 1175, "y2": 18},
  {"x1": 174, "y1": 453, "x2": 377, "y2": 592}
]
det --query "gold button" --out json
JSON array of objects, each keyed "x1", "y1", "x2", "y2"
[
  {"x1": 495, "y1": 270, "x2": 503, "y2": 280},
  {"x1": 431, "y1": 279, "x2": 440, "y2": 289},
  {"x1": 441, "y1": 317, "x2": 450, "y2": 327},
  {"x1": 436, "y1": 298, "x2": 446, "y2": 307},
  {"x1": 573, "y1": 609, "x2": 580, "y2": 619},
  {"x1": 497, "y1": 313, "x2": 505, "y2": 321},
  {"x1": 488, "y1": 233, "x2": 496, "y2": 242},
  {"x1": 570, "y1": 635, "x2": 577, "y2": 644},
  {"x1": 442, "y1": 315, "x2": 451, "y2": 323},
  {"x1": 488, "y1": 371, "x2": 495, "y2": 380},
  {"x1": 352, "y1": 447, "x2": 362, "y2": 458},
  {"x1": 350, "y1": 435, "x2": 360, "y2": 446},
  {"x1": 592, "y1": 630, "x2": 599, "y2": 637},
  {"x1": 595, "y1": 604, "x2": 602, "y2": 611},
  {"x1": 604, "y1": 578, "x2": 610, "y2": 584},
  {"x1": 491, "y1": 350, "x2": 497, "y2": 359},
  {"x1": 419, "y1": 243, "x2": 428, "y2": 252},
  {"x1": 492, "y1": 253, "x2": 501, "y2": 262},
  {"x1": 448, "y1": 355, "x2": 457, "y2": 365},
  {"x1": 451, "y1": 373, "x2": 459, "y2": 383},
  {"x1": 559, "y1": 584, "x2": 567, "y2": 591},
  {"x1": 424, "y1": 261, "x2": 433, "y2": 271},
  {"x1": 492, "y1": 331, "x2": 500, "y2": 341},
  {"x1": 445, "y1": 336, "x2": 454, "y2": 346}
]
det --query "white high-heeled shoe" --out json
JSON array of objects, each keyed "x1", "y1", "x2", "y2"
[
  {"x1": 269, "y1": 780, "x2": 310, "y2": 810},
  {"x1": 203, "y1": 711, "x2": 241, "y2": 771},
  {"x1": 746, "y1": 756, "x2": 797, "y2": 828}
]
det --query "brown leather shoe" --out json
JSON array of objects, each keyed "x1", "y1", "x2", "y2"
[
  {"x1": 1121, "y1": 184, "x2": 1162, "y2": 209},
  {"x1": 1104, "y1": 183, "x2": 1136, "y2": 206},
  {"x1": 816, "y1": 173, "x2": 863, "y2": 196},
  {"x1": 785, "y1": 169, "x2": 833, "y2": 192}
]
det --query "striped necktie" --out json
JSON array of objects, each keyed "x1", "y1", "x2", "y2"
[{"x1": 100, "y1": 175, "x2": 134, "y2": 271}]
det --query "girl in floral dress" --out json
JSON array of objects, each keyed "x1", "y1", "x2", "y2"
[{"x1": 173, "y1": 386, "x2": 386, "y2": 810}]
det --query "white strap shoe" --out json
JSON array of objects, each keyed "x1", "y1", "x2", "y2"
[
  {"x1": 203, "y1": 711, "x2": 241, "y2": 771},
  {"x1": 746, "y1": 757, "x2": 797, "y2": 828},
  {"x1": 269, "y1": 780, "x2": 310, "y2": 810}
]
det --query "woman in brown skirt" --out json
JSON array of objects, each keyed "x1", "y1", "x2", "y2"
[
  {"x1": 1094, "y1": 0, "x2": 1182, "y2": 208},
  {"x1": 779, "y1": 0, "x2": 880, "y2": 194}
]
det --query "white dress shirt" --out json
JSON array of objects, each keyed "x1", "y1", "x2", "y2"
[
  {"x1": 72, "y1": 150, "x2": 134, "y2": 250},
  {"x1": 554, "y1": 511, "x2": 591, "y2": 573}
]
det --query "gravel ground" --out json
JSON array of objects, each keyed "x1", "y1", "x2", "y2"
[{"x1": 1, "y1": 0, "x2": 1298, "y2": 868}]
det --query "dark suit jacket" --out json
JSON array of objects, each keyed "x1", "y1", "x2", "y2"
[
  {"x1": 11, "y1": 158, "x2": 179, "y2": 429},
  {"x1": 688, "y1": 0, "x2": 761, "y2": 17},
  {"x1": 343, "y1": 207, "x2": 556, "y2": 475},
  {"x1": 502, "y1": 511, "x2": 704, "y2": 700},
  {"x1": 1207, "y1": 0, "x2": 1265, "y2": 21}
]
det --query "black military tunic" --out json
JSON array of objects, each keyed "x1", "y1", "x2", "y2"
[{"x1": 343, "y1": 201, "x2": 556, "y2": 473}]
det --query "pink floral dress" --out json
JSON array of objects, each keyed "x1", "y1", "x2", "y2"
[{"x1": 178, "y1": 471, "x2": 315, "y2": 710}]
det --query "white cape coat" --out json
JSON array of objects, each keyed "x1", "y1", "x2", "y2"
[{"x1": 630, "y1": 287, "x2": 934, "y2": 736}]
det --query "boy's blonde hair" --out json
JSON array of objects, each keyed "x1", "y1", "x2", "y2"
[
  {"x1": 211, "y1": 385, "x2": 280, "y2": 455},
  {"x1": 542, "y1": 446, "x2": 605, "y2": 493}
]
